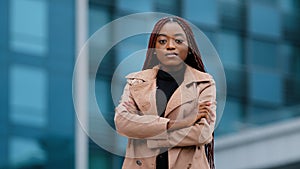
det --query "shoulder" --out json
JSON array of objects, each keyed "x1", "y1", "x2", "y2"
[
  {"x1": 125, "y1": 68, "x2": 157, "y2": 85},
  {"x1": 186, "y1": 66, "x2": 215, "y2": 84}
]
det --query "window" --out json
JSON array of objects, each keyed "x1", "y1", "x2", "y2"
[
  {"x1": 279, "y1": 43, "x2": 292, "y2": 74},
  {"x1": 89, "y1": 6, "x2": 110, "y2": 37},
  {"x1": 278, "y1": 0, "x2": 294, "y2": 13},
  {"x1": 215, "y1": 98, "x2": 244, "y2": 135},
  {"x1": 10, "y1": 64, "x2": 48, "y2": 127},
  {"x1": 290, "y1": 46, "x2": 300, "y2": 78},
  {"x1": 217, "y1": 31, "x2": 243, "y2": 68},
  {"x1": 88, "y1": 5, "x2": 111, "y2": 71},
  {"x1": 9, "y1": 136, "x2": 46, "y2": 168},
  {"x1": 183, "y1": 0, "x2": 218, "y2": 27},
  {"x1": 249, "y1": 70, "x2": 283, "y2": 105},
  {"x1": 154, "y1": 0, "x2": 180, "y2": 15},
  {"x1": 115, "y1": 34, "x2": 148, "y2": 63},
  {"x1": 248, "y1": 2, "x2": 281, "y2": 38},
  {"x1": 116, "y1": 0, "x2": 154, "y2": 12},
  {"x1": 10, "y1": 0, "x2": 48, "y2": 56},
  {"x1": 248, "y1": 39, "x2": 279, "y2": 69}
]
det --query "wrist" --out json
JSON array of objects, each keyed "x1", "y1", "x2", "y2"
[{"x1": 167, "y1": 119, "x2": 186, "y2": 131}]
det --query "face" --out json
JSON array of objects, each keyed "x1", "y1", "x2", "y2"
[{"x1": 155, "y1": 22, "x2": 189, "y2": 70}]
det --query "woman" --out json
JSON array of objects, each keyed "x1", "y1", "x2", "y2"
[{"x1": 115, "y1": 16, "x2": 216, "y2": 169}]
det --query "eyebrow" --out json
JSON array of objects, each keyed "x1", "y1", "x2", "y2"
[{"x1": 157, "y1": 33, "x2": 185, "y2": 37}]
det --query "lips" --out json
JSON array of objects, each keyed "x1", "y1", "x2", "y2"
[{"x1": 165, "y1": 52, "x2": 178, "y2": 57}]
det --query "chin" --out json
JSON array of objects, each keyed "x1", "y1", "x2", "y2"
[{"x1": 161, "y1": 61, "x2": 183, "y2": 67}]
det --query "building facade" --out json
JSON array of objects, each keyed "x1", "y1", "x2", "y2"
[{"x1": 1, "y1": 0, "x2": 300, "y2": 169}]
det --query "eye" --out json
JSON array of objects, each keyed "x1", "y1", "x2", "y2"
[
  {"x1": 158, "y1": 39, "x2": 167, "y2": 44},
  {"x1": 175, "y1": 39, "x2": 184, "y2": 44}
]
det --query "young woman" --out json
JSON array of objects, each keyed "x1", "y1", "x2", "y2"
[{"x1": 115, "y1": 16, "x2": 216, "y2": 169}]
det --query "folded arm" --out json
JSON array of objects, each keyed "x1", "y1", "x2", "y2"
[
  {"x1": 147, "y1": 79, "x2": 216, "y2": 148},
  {"x1": 114, "y1": 83, "x2": 169, "y2": 139}
]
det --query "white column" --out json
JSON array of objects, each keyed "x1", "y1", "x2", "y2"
[{"x1": 75, "y1": 0, "x2": 88, "y2": 168}]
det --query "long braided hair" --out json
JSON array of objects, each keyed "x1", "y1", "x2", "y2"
[{"x1": 142, "y1": 16, "x2": 215, "y2": 169}]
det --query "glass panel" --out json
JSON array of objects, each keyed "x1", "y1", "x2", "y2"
[
  {"x1": 279, "y1": 43, "x2": 292, "y2": 74},
  {"x1": 225, "y1": 67, "x2": 246, "y2": 98},
  {"x1": 248, "y1": 2, "x2": 281, "y2": 38},
  {"x1": 246, "y1": 103, "x2": 299, "y2": 125},
  {"x1": 116, "y1": 0, "x2": 154, "y2": 12},
  {"x1": 183, "y1": 0, "x2": 218, "y2": 27},
  {"x1": 291, "y1": 46, "x2": 300, "y2": 78},
  {"x1": 10, "y1": 0, "x2": 48, "y2": 56},
  {"x1": 248, "y1": 39, "x2": 278, "y2": 69},
  {"x1": 88, "y1": 6, "x2": 111, "y2": 71},
  {"x1": 115, "y1": 34, "x2": 148, "y2": 64},
  {"x1": 278, "y1": 0, "x2": 294, "y2": 13},
  {"x1": 249, "y1": 70, "x2": 283, "y2": 105},
  {"x1": 154, "y1": 0, "x2": 180, "y2": 15},
  {"x1": 219, "y1": 0, "x2": 244, "y2": 30},
  {"x1": 217, "y1": 31, "x2": 243, "y2": 68},
  {"x1": 10, "y1": 64, "x2": 47, "y2": 127},
  {"x1": 215, "y1": 98, "x2": 244, "y2": 135},
  {"x1": 89, "y1": 6, "x2": 109, "y2": 37},
  {"x1": 9, "y1": 136, "x2": 46, "y2": 168},
  {"x1": 89, "y1": 148, "x2": 110, "y2": 169}
]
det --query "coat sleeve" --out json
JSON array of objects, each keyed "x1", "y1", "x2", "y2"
[
  {"x1": 114, "y1": 83, "x2": 170, "y2": 139},
  {"x1": 147, "y1": 79, "x2": 216, "y2": 148}
]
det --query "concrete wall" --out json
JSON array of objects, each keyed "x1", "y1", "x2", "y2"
[{"x1": 215, "y1": 117, "x2": 300, "y2": 169}]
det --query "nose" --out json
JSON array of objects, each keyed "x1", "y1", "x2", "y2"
[{"x1": 166, "y1": 40, "x2": 175, "y2": 50}]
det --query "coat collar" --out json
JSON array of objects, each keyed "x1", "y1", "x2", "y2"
[{"x1": 126, "y1": 65, "x2": 211, "y2": 86}]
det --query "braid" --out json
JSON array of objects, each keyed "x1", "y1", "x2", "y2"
[{"x1": 143, "y1": 16, "x2": 215, "y2": 169}]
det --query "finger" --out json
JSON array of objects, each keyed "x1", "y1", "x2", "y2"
[
  {"x1": 199, "y1": 107, "x2": 210, "y2": 114},
  {"x1": 199, "y1": 103, "x2": 211, "y2": 109},
  {"x1": 197, "y1": 113, "x2": 208, "y2": 120},
  {"x1": 123, "y1": 102, "x2": 136, "y2": 113},
  {"x1": 201, "y1": 113, "x2": 210, "y2": 124},
  {"x1": 202, "y1": 109, "x2": 214, "y2": 123},
  {"x1": 199, "y1": 101, "x2": 211, "y2": 107},
  {"x1": 124, "y1": 101, "x2": 135, "y2": 109}
]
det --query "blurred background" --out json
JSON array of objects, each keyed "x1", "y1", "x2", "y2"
[{"x1": 1, "y1": 0, "x2": 300, "y2": 169}]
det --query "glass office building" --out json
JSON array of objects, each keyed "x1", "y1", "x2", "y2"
[{"x1": 1, "y1": 0, "x2": 300, "y2": 168}]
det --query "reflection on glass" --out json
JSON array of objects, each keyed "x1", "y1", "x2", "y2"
[
  {"x1": 9, "y1": 136, "x2": 46, "y2": 168},
  {"x1": 249, "y1": 40, "x2": 278, "y2": 69},
  {"x1": 215, "y1": 98, "x2": 243, "y2": 135},
  {"x1": 278, "y1": 0, "x2": 294, "y2": 13},
  {"x1": 89, "y1": 5, "x2": 111, "y2": 71},
  {"x1": 10, "y1": 64, "x2": 47, "y2": 127},
  {"x1": 116, "y1": 0, "x2": 153, "y2": 12},
  {"x1": 183, "y1": 0, "x2": 218, "y2": 27},
  {"x1": 249, "y1": 70, "x2": 283, "y2": 105},
  {"x1": 10, "y1": 0, "x2": 48, "y2": 56},
  {"x1": 248, "y1": 2, "x2": 281, "y2": 38},
  {"x1": 89, "y1": 6, "x2": 109, "y2": 37},
  {"x1": 217, "y1": 31, "x2": 242, "y2": 68}
]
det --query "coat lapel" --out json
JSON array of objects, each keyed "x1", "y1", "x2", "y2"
[
  {"x1": 129, "y1": 80, "x2": 158, "y2": 115},
  {"x1": 164, "y1": 66, "x2": 200, "y2": 118},
  {"x1": 127, "y1": 68, "x2": 159, "y2": 116}
]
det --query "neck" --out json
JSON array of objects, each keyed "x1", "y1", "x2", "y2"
[{"x1": 159, "y1": 63, "x2": 185, "y2": 72}]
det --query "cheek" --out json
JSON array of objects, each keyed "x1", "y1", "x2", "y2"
[{"x1": 179, "y1": 47, "x2": 189, "y2": 60}]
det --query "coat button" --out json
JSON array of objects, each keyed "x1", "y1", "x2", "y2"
[{"x1": 136, "y1": 160, "x2": 142, "y2": 166}]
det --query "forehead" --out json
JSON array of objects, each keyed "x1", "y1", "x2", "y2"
[{"x1": 158, "y1": 22, "x2": 186, "y2": 37}]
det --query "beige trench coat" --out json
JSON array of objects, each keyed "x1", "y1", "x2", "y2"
[{"x1": 115, "y1": 65, "x2": 216, "y2": 169}]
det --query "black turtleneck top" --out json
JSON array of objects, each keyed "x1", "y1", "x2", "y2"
[{"x1": 155, "y1": 65, "x2": 186, "y2": 169}]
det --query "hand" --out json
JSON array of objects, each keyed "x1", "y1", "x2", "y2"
[
  {"x1": 197, "y1": 101, "x2": 213, "y2": 124},
  {"x1": 167, "y1": 101, "x2": 213, "y2": 131}
]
